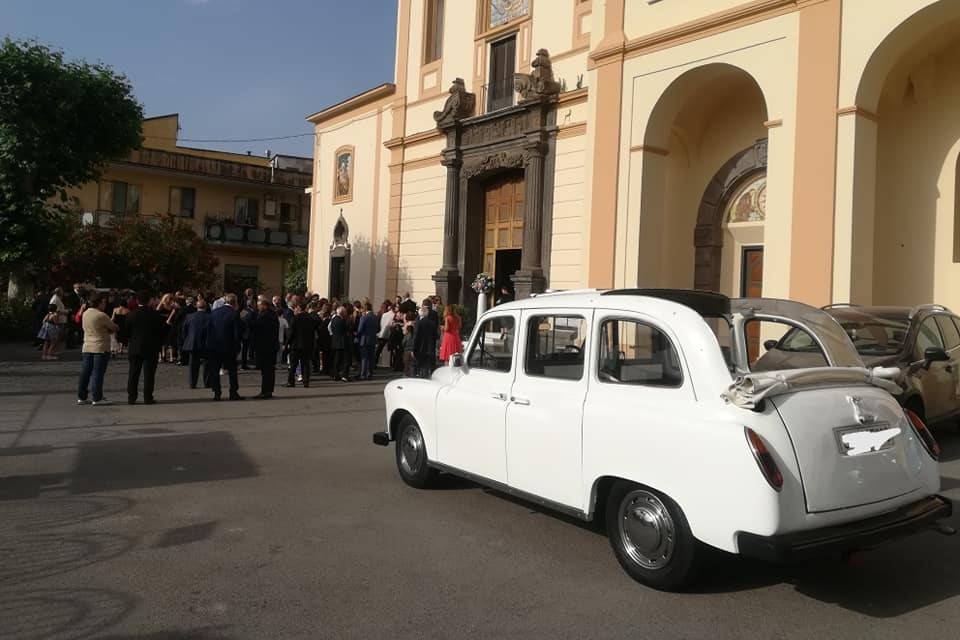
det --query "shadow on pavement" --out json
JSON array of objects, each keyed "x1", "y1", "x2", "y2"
[
  {"x1": 431, "y1": 470, "x2": 960, "y2": 618},
  {"x1": 0, "y1": 432, "x2": 258, "y2": 499},
  {"x1": 96, "y1": 626, "x2": 235, "y2": 640},
  {"x1": 0, "y1": 588, "x2": 137, "y2": 640}
]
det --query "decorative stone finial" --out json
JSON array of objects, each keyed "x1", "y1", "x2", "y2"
[
  {"x1": 514, "y1": 49, "x2": 561, "y2": 102},
  {"x1": 434, "y1": 78, "x2": 476, "y2": 127}
]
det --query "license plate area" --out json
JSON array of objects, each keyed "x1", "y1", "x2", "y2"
[{"x1": 834, "y1": 423, "x2": 901, "y2": 457}]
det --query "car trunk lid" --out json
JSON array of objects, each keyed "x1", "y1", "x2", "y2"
[{"x1": 770, "y1": 385, "x2": 925, "y2": 513}]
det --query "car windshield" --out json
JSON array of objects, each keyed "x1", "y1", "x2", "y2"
[
  {"x1": 777, "y1": 327, "x2": 821, "y2": 352},
  {"x1": 827, "y1": 310, "x2": 910, "y2": 357}
]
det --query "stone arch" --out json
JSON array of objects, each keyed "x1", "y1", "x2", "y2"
[
  {"x1": 643, "y1": 63, "x2": 770, "y2": 150},
  {"x1": 635, "y1": 62, "x2": 769, "y2": 292},
  {"x1": 856, "y1": 0, "x2": 960, "y2": 114},
  {"x1": 694, "y1": 140, "x2": 767, "y2": 292}
]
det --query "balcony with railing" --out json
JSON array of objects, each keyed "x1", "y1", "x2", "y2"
[
  {"x1": 122, "y1": 148, "x2": 312, "y2": 190},
  {"x1": 481, "y1": 77, "x2": 517, "y2": 115},
  {"x1": 203, "y1": 218, "x2": 308, "y2": 251}
]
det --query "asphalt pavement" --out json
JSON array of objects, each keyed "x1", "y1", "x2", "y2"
[{"x1": 2, "y1": 343, "x2": 960, "y2": 639}]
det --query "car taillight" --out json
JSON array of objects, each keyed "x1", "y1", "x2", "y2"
[
  {"x1": 905, "y1": 409, "x2": 940, "y2": 461},
  {"x1": 744, "y1": 427, "x2": 783, "y2": 491}
]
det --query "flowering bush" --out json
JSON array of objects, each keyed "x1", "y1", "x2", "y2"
[{"x1": 471, "y1": 272, "x2": 493, "y2": 295}]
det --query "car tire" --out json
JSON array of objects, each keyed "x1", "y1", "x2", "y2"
[
  {"x1": 395, "y1": 415, "x2": 438, "y2": 489},
  {"x1": 606, "y1": 481, "x2": 698, "y2": 591}
]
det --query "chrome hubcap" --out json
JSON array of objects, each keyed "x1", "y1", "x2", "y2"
[
  {"x1": 619, "y1": 490, "x2": 675, "y2": 570},
  {"x1": 399, "y1": 425, "x2": 425, "y2": 475}
]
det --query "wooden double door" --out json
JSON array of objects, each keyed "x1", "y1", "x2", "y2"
[
  {"x1": 741, "y1": 246, "x2": 764, "y2": 361},
  {"x1": 483, "y1": 174, "x2": 525, "y2": 294}
]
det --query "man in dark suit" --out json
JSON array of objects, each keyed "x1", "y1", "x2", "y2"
[
  {"x1": 251, "y1": 298, "x2": 280, "y2": 399},
  {"x1": 328, "y1": 305, "x2": 350, "y2": 382},
  {"x1": 285, "y1": 304, "x2": 318, "y2": 388},
  {"x1": 126, "y1": 292, "x2": 167, "y2": 404},
  {"x1": 181, "y1": 296, "x2": 211, "y2": 389},
  {"x1": 413, "y1": 303, "x2": 439, "y2": 378},
  {"x1": 206, "y1": 293, "x2": 244, "y2": 401}
]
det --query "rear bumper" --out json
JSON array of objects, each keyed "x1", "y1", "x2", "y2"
[{"x1": 737, "y1": 495, "x2": 953, "y2": 563}]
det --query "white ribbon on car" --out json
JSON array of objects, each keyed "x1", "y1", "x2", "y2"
[{"x1": 722, "y1": 367, "x2": 901, "y2": 410}]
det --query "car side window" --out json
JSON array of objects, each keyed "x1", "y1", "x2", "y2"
[
  {"x1": 915, "y1": 318, "x2": 944, "y2": 359},
  {"x1": 597, "y1": 318, "x2": 682, "y2": 387},
  {"x1": 524, "y1": 315, "x2": 587, "y2": 380},
  {"x1": 935, "y1": 316, "x2": 960, "y2": 351},
  {"x1": 467, "y1": 315, "x2": 515, "y2": 372}
]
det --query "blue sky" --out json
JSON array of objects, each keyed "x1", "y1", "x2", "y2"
[{"x1": 1, "y1": 0, "x2": 398, "y2": 157}]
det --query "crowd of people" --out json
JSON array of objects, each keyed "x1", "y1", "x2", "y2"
[{"x1": 44, "y1": 284, "x2": 465, "y2": 406}]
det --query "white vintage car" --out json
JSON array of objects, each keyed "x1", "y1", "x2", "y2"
[{"x1": 373, "y1": 289, "x2": 952, "y2": 590}]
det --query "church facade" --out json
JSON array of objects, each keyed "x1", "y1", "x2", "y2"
[{"x1": 306, "y1": 0, "x2": 960, "y2": 316}]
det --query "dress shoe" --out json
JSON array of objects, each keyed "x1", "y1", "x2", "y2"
[
  {"x1": 143, "y1": 399, "x2": 156, "y2": 405},
  {"x1": 213, "y1": 394, "x2": 221, "y2": 401},
  {"x1": 253, "y1": 393, "x2": 272, "y2": 400},
  {"x1": 229, "y1": 394, "x2": 245, "y2": 401}
]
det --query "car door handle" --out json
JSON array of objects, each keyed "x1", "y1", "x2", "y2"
[
  {"x1": 490, "y1": 392, "x2": 507, "y2": 401},
  {"x1": 511, "y1": 396, "x2": 530, "y2": 406}
]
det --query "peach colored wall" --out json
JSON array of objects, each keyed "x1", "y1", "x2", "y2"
[
  {"x1": 871, "y1": 37, "x2": 960, "y2": 310},
  {"x1": 550, "y1": 132, "x2": 588, "y2": 289},
  {"x1": 308, "y1": 103, "x2": 392, "y2": 301}
]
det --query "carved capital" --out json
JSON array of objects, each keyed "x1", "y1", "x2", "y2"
[
  {"x1": 434, "y1": 78, "x2": 476, "y2": 128},
  {"x1": 461, "y1": 150, "x2": 526, "y2": 180}
]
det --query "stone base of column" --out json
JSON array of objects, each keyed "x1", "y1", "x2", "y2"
[
  {"x1": 510, "y1": 269, "x2": 546, "y2": 300},
  {"x1": 432, "y1": 267, "x2": 462, "y2": 305}
]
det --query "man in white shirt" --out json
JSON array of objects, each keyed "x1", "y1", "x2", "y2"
[{"x1": 376, "y1": 304, "x2": 395, "y2": 368}]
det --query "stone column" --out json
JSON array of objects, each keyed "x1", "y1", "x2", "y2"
[
  {"x1": 512, "y1": 136, "x2": 547, "y2": 299},
  {"x1": 432, "y1": 148, "x2": 463, "y2": 304}
]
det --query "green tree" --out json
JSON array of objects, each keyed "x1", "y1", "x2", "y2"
[
  {"x1": 0, "y1": 38, "x2": 143, "y2": 281},
  {"x1": 284, "y1": 250, "x2": 308, "y2": 295},
  {"x1": 51, "y1": 215, "x2": 219, "y2": 293}
]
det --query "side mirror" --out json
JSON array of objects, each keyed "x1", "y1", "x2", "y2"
[
  {"x1": 448, "y1": 353, "x2": 464, "y2": 368},
  {"x1": 763, "y1": 339, "x2": 778, "y2": 351},
  {"x1": 924, "y1": 347, "x2": 950, "y2": 367}
]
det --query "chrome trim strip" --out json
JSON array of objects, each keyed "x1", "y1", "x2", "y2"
[{"x1": 427, "y1": 460, "x2": 591, "y2": 521}]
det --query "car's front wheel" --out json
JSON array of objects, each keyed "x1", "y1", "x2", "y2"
[
  {"x1": 606, "y1": 481, "x2": 699, "y2": 591},
  {"x1": 395, "y1": 415, "x2": 438, "y2": 489}
]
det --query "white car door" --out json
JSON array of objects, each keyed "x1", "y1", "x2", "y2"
[
  {"x1": 434, "y1": 311, "x2": 518, "y2": 483},
  {"x1": 505, "y1": 310, "x2": 591, "y2": 510}
]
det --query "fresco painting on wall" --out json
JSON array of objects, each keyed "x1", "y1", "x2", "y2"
[
  {"x1": 334, "y1": 147, "x2": 353, "y2": 203},
  {"x1": 489, "y1": 0, "x2": 529, "y2": 29},
  {"x1": 727, "y1": 175, "x2": 767, "y2": 224}
]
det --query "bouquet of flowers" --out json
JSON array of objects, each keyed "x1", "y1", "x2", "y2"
[{"x1": 471, "y1": 272, "x2": 494, "y2": 295}]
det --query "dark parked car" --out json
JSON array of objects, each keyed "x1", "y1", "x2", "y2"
[{"x1": 756, "y1": 304, "x2": 960, "y2": 426}]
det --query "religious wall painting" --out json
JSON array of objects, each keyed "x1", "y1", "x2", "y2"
[
  {"x1": 333, "y1": 146, "x2": 354, "y2": 204},
  {"x1": 726, "y1": 174, "x2": 767, "y2": 224},
  {"x1": 488, "y1": 0, "x2": 529, "y2": 29}
]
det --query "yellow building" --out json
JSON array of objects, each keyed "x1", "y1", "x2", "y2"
[
  {"x1": 69, "y1": 114, "x2": 312, "y2": 296},
  {"x1": 306, "y1": 0, "x2": 960, "y2": 314}
]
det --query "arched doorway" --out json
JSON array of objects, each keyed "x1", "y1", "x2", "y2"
[
  {"x1": 637, "y1": 63, "x2": 770, "y2": 295},
  {"x1": 329, "y1": 213, "x2": 350, "y2": 300},
  {"x1": 694, "y1": 140, "x2": 767, "y2": 295}
]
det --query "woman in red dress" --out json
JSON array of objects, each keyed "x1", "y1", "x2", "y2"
[{"x1": 439, "y1": 306, "x2": 463, "y2": 364}]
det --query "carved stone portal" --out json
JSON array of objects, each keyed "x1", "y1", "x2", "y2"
[
  {"x1": 514, "y1": 49, "x2": 561, "y2": 102},
  {"x1": 433, "y1": 78, "x2": 477, "y2": 128}
]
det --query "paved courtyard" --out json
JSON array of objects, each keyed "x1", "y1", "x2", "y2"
[{"x1": 2, "y1": 344, "x2": 960, "y2": 639}]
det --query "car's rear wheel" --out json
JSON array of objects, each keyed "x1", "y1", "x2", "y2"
[
  {"x1": 395, "y1": 415, "x2": 438, "y2": 489},
  {"x1": 606, "y1": 481, "x2": 698, "y2": 591}
]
